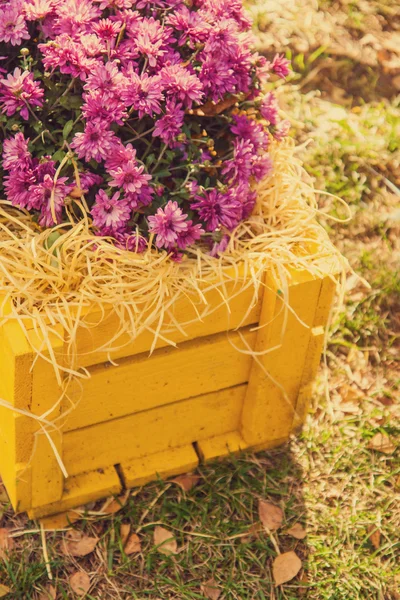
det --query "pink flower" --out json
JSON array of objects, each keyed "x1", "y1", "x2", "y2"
[
  {"x1": 115, "y1": 230, "x2": 147, "y2": 253},
  {"x1": 109, "y1": 159, "x2": 152, "y2": 194},
  {"x1": 2, "y1": 132, "x2": 31, "y2": 171},
  {"x1": 271, "y1": 54, "x2": 290, "y2": 79},
  {"x1": 222, "y1": 138, "x2": 255, "y2": 186},
  {"x1": 24, "y1": 0, "x2": 55, "y2": 21},
  {"x1": 273, "y1": 119, "x2": 290, "y2": 141},
  {"x1": 91, "y1": 189, "x2": 131, "y2": 233},
  {"x1": 104, "y1": 141, "x2": 137, "y2": 172},
  {"x1": 148, "y1": 200, "x2": 189, "y2": 249},
  {"x1": 191, "y1": 189, "x2": 243, "y2": 232},
  {"x1": 122, "y1": 71, "x2": 163, "y2": 118},
  {"x1": 152, "y1": 99, "x2": 184, "y2": 146},
  {"x1": 260, "y1": 92, "x2": 279, "y2": 126},
  {"x1": 4, "y1": 168, "x2": 37, "y2": 209},
  {"x1": 0, "y1": 68, "x2": 44, "y2": 120},
  {"x1": 160, "y1": 63, "x2": 203, "y2": 107},
  {"x1": 82, "y1": 90, "x2": 127, "y2": 125},
  {"x1": 71, "y1": 122, "x2": 118, "y2": 162},
  {"x1": 53, "y1": 0, "x2": 101, "y2": 36},
  {"x1": 0, "y1": 3, "x2": 30, "y2": 46},
  {"x1": 92, "y1": 18, "x2": 122, "y2": 41},
  {"x1": 84, "y1": 60, "x2": 125, "y2": 100},
  {"x1": 176, "y1": 221, "x2": 204, "y2": 249},
  {"x1": 32, "y1": 175, "x2": 72, "y2": 227},
  {"x1": 128, "y1": 17, "x2": 173, "y2": 68}
]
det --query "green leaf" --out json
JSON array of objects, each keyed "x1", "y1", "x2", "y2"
[
  {"x1": 52, "y1": 149, "x2": 66, "y2": 162},
  {"x1": 62, "y1": 119, "x2": 74, "y2": 139},
  {"x1": 59, "y1": 95, "x2": 82, "y2": 110}
]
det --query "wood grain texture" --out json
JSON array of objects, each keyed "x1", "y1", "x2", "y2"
[
  {"x1": 63, "y1": 327, "x2": 256, "y2": 431},
  {"x1": 63, "y1": 385, "x2": 247, "y2": 476},
  {"x1": 120, "y1": 444, "x2": 199, "y2": 488}
]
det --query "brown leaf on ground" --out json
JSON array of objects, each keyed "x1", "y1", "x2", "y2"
[
  {"x1": 124, "y1": 533, "x2": 141, "y2": 555},
  {"x1": 273, "y1": 551, "x2": 302, "y2": 586},
  {"x1": 99, "y1": 491, "x2": 129, "y2": 515},
  {"x1": 367, "y1": 525, "x2": 381, "y2": 549},
  {"x1": 61, "y1": 531, "x2": 99, "y2": 557},
  {"x1": 38, "y1": 584, "x2": 56, "y2": 599},
  {"x1": 200, "y1": 578, "x2": 221, "y2": 600},
  {"x1": 171, "y1": 474, "x2": 201, "y2": 492},
  {"x1": 69, "y1": 571, "x2": 90, "y2": 597},
  {"x1": 258, "y1": 500, "x2": 283, "y2": 531},
  {"x1": 0, "y1": 529, "x2": 14, "y2": 560},
  {"x1": 367, "y1": 432, "x2": 396, "y2": 454},
  {"x1": 120, "y1": 523, "x2": 131, "y2": 546},
  {"x1": 0, "y1": 584, "x2": 11, "y2": 598},
  {"x1": 153, "y1": 526, "x2": 178, "y2": 555},
  {"x1": 286, "y1": 523, "x2": 307, "y2": 540}
]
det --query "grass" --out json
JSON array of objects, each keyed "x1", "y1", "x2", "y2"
[{"x1": 0, "y1": 1, "x2": 399, "y2": 598}]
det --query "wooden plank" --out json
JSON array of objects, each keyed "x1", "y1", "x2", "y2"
[
  {"x1": 120, "y1": 444, "x2": 199, "y2": 488},
  {"x1": 28, "y1": 326, "x2": 66, "y2": 508},
  {"x1": 292, "y1": 275, "x2": 337, "y2": 431},
  {"x1": 240, "y1": 273, "x2": 323, "y2": 445},
  {"x1": 65, "y1": 277, "x2": 262, "y2": 368},
  {"x1": 63, "y1": 327, "x2": 257, "y2": 431},
  {"x1": 197, "y1": 432, "x2": 289, "y2": 462},
  {"x1": 28, "y1": 466, "x2": 122, "y2": 519},
  {"x1": 64, "y1": 385, "x2": 246, "y2": 477}
]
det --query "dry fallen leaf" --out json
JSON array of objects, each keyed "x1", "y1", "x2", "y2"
[
  {"x1": 286, "y1": 523, "x2": 307, "y2": 540},
  {"x1": 240, "y1": 522, "x2": 262, "y2": 543},
  {"x1": 124, "y1": 533, "x2": 141, "y2": 555},
  {"x1": 367, "y1": 433, "x2": 396, "y2": 455},
  {"x1": 69, "y1": 571, "x2": 90, "y2": 597},
  {"x1": 0, "y1": 584, "x2": 10, "y2": 598},
  {"x1": 38, "y1": 584, "x2": 57, "y2": 599},
  {"x1": 0, "y1": 529, "x2": 14, "y2": 560},
  {"x1": 273, "y1": 551, "x2": 302, "y2": 586},
  {"x1": 258, "y1": 500, "x2": 283, "y2": 531},
  {"x1": 153, "y1": 526, "x2": 178, "y2": 555},
  {"x1": 171, "y1": 474, "x2": 201, "y2": 492},
  {"x1": 99, "y1": 491, "x2": 129, "y2": 515},
  {"x1": 120, "y1": 523, "x2": 131, "y2": 546},
  {"x1": 62, "y1": 531, "x2": 98, "y2": 557},
  {"x1": 367, "y1": 525, "x2": 381, "y2": 549},
  {"x1": 200, "y1": 578, "x2": 221, "y2": 600}
]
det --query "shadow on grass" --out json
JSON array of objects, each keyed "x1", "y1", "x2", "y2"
[{"x1": 1, "y1": 443, "x2": 310, "y2": 599}]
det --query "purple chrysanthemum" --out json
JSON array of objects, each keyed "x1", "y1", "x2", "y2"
[
  {"x1": 122, "y1": 71, "x2": 163, "y2": 118},
  {"x1": 0, "y1": 68, "x2": 44, "y2": 120},
  {"x1": 148, "y1": 200, "x2": 189, "y2": 249},
  {"x1": 91, "y1": 189, "x2": 131, "y2": 233},
  {"x1": 260, "y1": 92, "x2": 279, "y2": 126},
  {"x1": 2, "y1": 133, "x2": 31, "y2": 171},
  {"x1": 271, "y1": 54, "x2": 290, "y2": 79},
  {"x1": 160, "y1": 63, "x2": 203, "y2": 107},
  {"x1": 0, "y1": 3, "x2": 30, "y2": 46},
  {"x1": 31, "y1": 174, "x2": 72, "y2": 227},
  {"x1": 71, "y1": 122, "x2": 118, "y2": 162},
  {"x1": 152, "y1": 99, "x2": 184, "y2": 146},
  {"x1": 191, "y1": 189, "x2": 243, "y2": 232},
  {"x1": 109, "y1": 159, "x2": 152, "y2": 195}
]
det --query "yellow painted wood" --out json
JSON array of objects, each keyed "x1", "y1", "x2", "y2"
[
  {"x1": 197, "y1": 432, "x2": 290, "y2": 462},
  {"x1": 63, "y1": 385, "x2": 246, "y2": 476},
  {"x1": 28, "y1": 466, "x2": 122, "y2": 519},
  {"x1": 240, "y1": 273, "x2": 323, "y2": 445},
  {"x1": 196, "y1": 432, "x2": 248, "y2": 461},
  {"x1": 64, "y1": 327, "x2": 256, "y2": 431},
  {"x1": 0, "y1": 319, "x2": 34, "y2": 511},
  {"x1": 28, "y1": 326, "x2": 66, "y2": 509},
  {"x1": 65, "y1": 277, "x2": 262, "y2": 368},
  {"x1": 120, "y1": 444, "x2": 199, "y2": 488},
  {"x1": 292, "y1": 275, "x2": 337, "y2": 431}
]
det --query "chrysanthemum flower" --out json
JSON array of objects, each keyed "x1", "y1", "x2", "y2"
[
  {"x1": 109, "y1": 159, "x2": 152, "y2": 195},
  {"x1": 2, "y1": 133, "x2": 32, "y2": 171},
  {"x1": 160, "y1": 63, "x2": 203, "y2": 108},
  {"x1": 91, "y1": 189, "x2": 131, "y2": 233},
  {"x1": 71, "y1": 122, "x2": 118, "y2": 162},
  {"x1": 0, "y1": 2, "x2": 30, "y2": 46},
  {"x1": 191, "y1": 189, "x2": 243, "y2": 232},
  {"x1": 260, "y1": 92, "x2": 279, "y2": 126},
  {"x1": 122, "y1": 71, "x2": 163, "y2": 118},
  {"x1": 148, "y1": 200, "x2": 190, "y2": 249},
  {"x1": 152, "y1": 99, "x2": 184, "y2": 146},
  {"x1": 24, "y1": 0, "x2": 56, "y2": 21},
  {"x1": 30, "y1": 174, "x2": 72, "y2": 226},
  {"x1": 0, "y1": 68, "x2": 44, "y2": 120},
  {"x1": 271, "y1": 54, "x2": 290, "y2": 79}
]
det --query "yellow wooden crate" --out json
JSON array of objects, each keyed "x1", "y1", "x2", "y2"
[{"x1": 0, "y1": 262, "x2": 337, "y2": 519}]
